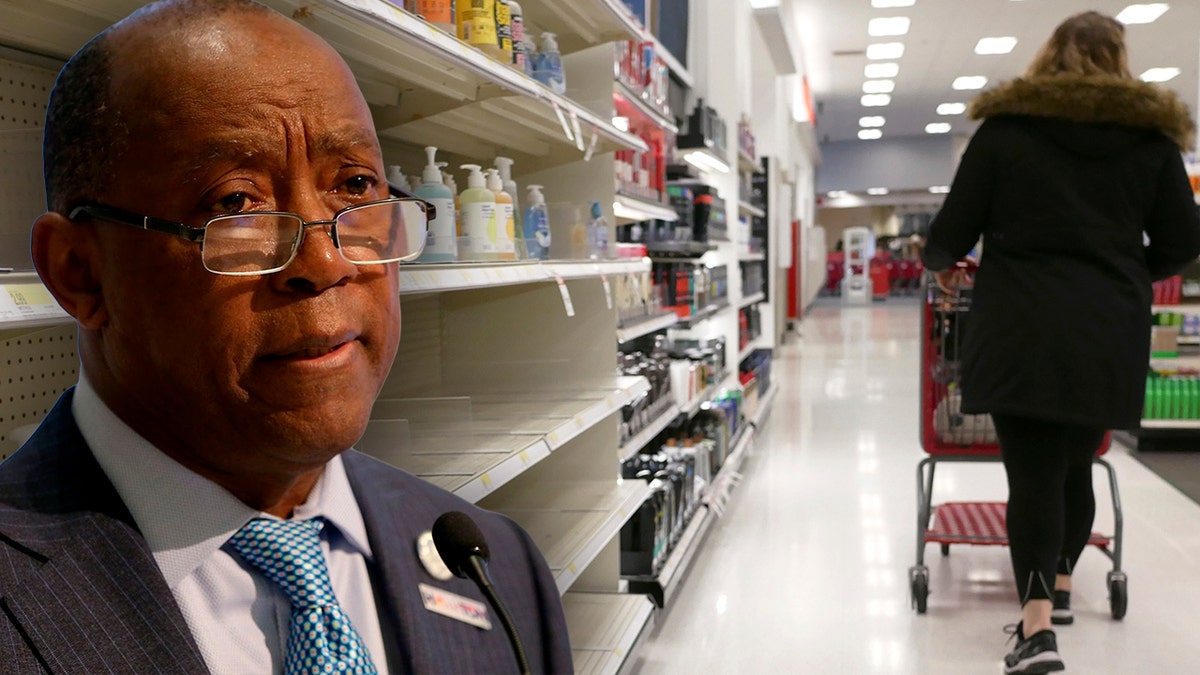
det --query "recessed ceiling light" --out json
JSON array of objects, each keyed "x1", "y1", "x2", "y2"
[
  {"x1": 868, "y1": 17, "x2": 911, "y2": 37},
  {"x1": 1116, "y1": 3, "x2": 1170, "y2": 24},
  {"x1": 827, "y1": 190, "x2": 850, "y2": 198},
  {"x1": 863, "y1": 80, "x2": 896, "y2": 94},
  {"x1": 871, "y1": 0, "x2": 915, "y2": 7},
  {"x1": 867, "y1": 187, "x2": 890, "y2": 195},
  {"x1": 866, "y1": 42, "x2": 906, "y2": 60},
  {"x1": 861, "y1": 94, "x2": 892, "y2": 107},
  {"x1": 859, "y1": 129, "x2": 884, "y2": 140},
  {"x1": 937, "y1": 102, "x2": 967, "y2": 115},
  {"x1": 952, "y1": 76, "x2": 988, "y2": 90},
  {"x1": 929, "y1": 185, "x2": 951, "y2": 194},
  {"x1": 860, "y1": 116, "x2": 887, "y2": 127},
  {"x1": 975, "y1": 37, "x2": 1018, "y2": 55},
  {"x1": 1141, "y1": 66, "x2": 1181, "y2": 82},
  {"x1": 926, "y1": 122, "x2": 952, "y2": 134},
  {"x1": 865, "y1": 62, "x2": 900, "y2": 79},
  {"x1": 749, "y1": 0, "x2": 781, "y2": 7}
]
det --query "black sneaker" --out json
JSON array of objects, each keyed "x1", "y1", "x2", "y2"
[
  {"x1": 1051, "y1": 590, "x2": 1073, "y2": 625},
  {"x1": 1004, "y1": 629, "x2": 1065, "y2": 674}
]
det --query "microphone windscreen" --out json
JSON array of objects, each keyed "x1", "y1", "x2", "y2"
[{"x1": 432, "y1": 510, "x2": 491, "y2": 578}]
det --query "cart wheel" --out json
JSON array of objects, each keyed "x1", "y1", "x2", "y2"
[
  {"x1": 1108, "y1": 573, "x2": 1128, "y2": 620},
  {"x1": 910, "y1": 572, "x2": 929, "y2": 614},
  {"x1": 940, "y1": 544, "x2": 950, "y2": 556}
]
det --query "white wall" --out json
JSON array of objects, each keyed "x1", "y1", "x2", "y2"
[{"x1": 817, "y1": 135, "x2": 955, "y2": 193}]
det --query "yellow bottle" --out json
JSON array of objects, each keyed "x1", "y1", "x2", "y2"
[
  {"x1": 457, "y1": 0, "x2": 500, "y2": 59},
  {"x1": 458, "y1": 164, "x2": 497, "y2": 260},
  {"x1": 486, "y1": 168, "x2": 516, "y2": 260}
]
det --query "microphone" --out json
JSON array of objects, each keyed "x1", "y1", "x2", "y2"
[{"x1": 432, "y1": 511, "x2": 532, "y2": 675}]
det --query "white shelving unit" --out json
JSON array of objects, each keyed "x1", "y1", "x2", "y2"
[
  {"x1": 618, "y1": 401, "x2": 681, "y2": 462},
  {"x1": 738, "y1": 335, "x2": 770, "y2": 363},
  {"x1": 0, "y1": 273, "x2": 72, "y2": 330},
  {"x1": 738, "y1": 200, "x2": 766, "y2": 219},
  {"x1": 617, "y1": 311, "x2": 679, "y2": 344},
  {"x1": 563, "y1": 592, "x2": 656, "y2": 675},
  {"x1": 739, "y1": 291, "x2": 766, "y2": 309}
]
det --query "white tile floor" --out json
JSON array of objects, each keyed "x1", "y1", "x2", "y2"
[{"x1": 630, "y1": 300, "x2": 1200, "y2": 674}]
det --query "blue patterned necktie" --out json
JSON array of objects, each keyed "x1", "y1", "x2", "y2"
[{"x1": 228, "y1": 517, "x2": 378, "y2": 675}]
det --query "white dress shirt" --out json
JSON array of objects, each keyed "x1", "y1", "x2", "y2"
[{"x1": 73, "y1": 374, "x2": 392, "y2": 674}]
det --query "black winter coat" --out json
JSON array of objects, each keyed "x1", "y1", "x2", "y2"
[{"x1": 923, "y1": 75, "x2": 1200, "y2": 429}]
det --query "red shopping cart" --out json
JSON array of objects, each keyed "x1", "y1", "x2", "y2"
[{"x1": 909, "y1": 279, "x2": 1127, "y2": 618}]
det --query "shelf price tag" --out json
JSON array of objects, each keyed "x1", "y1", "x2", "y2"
[
  {"x1": 555, "y1": 275, "x2": 575, "y2": 317},
  {"x1": 551, "y1": 102, "x2": 574, "y2": 143},
  {"x1": 568, "y1": 109, "x2": 584, "y2": 151},
  {"x1": 0, "y1": 284, "x2": 69, "y2": 325},
  {"x1": 584, "y1": 126, "x2": 600, "y2": 162},
  {"x1": 600, "y1": 273, "x2": 613, "y2": 309}
]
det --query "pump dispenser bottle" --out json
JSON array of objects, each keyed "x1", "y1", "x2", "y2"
[
  {"x1": 387, "y1": 164, "x2": 406, "y2": 189},
  {"x1": 534, "y1": 32, "x2": 565, "y2": 93},
  {"x1": 458, "y1": 164, "x2": 497, "y2": 259},
  {"x1": 494, "y1": 156, "x2": 521, "y2": 243},
  {"x1": 523, "y1": 184, "x2": 551, "y2": 260},
  {"x1": 414, "y1": 146, "x2": 457, "y2": 262},
  {"x1": 587, "y1": 200, "x2": 609, "y2": 260},
  {"x1": 486, "y1": 168, "x2": 516, "y2": 260}
]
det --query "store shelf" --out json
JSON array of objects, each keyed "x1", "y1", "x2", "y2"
[
  {"x1": 517, "y1": 0, "x2": 646, "y2": 54},
  {"x1": 1139, "y1": 419, "x2": 1200, "y2": 429},
  {"x1": 647, "y1": 241, "x2": 718, "y2": 258},
  {"x1": 679, "y1": 371, "x2": 735, "y2": 418},
  {"x1": 615, "y1": 80, "x2": 678, "y2": 135},
  {"x1": 737, "y1": 151, "x2": 760, "y2": 174},
  {"x1": 624, "y1": 505, "x2": 712, "y2": 607},
  {"x1": 619, "y1": 401, "x2": 681, "y2": 462},
  {"x1": 1152, "y1": 304, "x2": 1200, "y2": 315},
  {"x1": 737, "y1": 200, "x2": 765, "y2": 218},
  {"x1": 399, "y1": 258, "x2": 650, "y2": 295},
  {"x1": 617, "y1": 311, "x2": 679, "y2": 343},
  {"x1": 1150, "y1": 355, "x2": 1200, "y2": 370},
  {"x1": 2, "y1": 1, "x2": 647, "y2": 171},
  {"x1": 564, "y1": 592, "x2": 655, "y2": 675},
  {"x1": 361, "y1": 376, "x2": 649, "y2": 502},
  {"x1": 0, "y1": 274, "x2": 72, "y2": 330},
  {"x1": 1181, "y1": 336, "x2": 1200, "y2": 345},
  {"x1": 702, "y1": 423, "x2": 755, "y2": 502},
  {"x1": 738, "y1": 251, "x2": 766, "y2": 262},
  {"x1": 737, "y1": 335, "x2": 768, "y2": 363},
  {"x1": 672, "y1": 300, "x2": 730, "y2": 329},
  {"x1": 490, "y1": 479, "x2": 651, "y2": 594},
  {"x1": 739, "y1": 291, "x2": 766, "y2": 309},
  {"x1": 614, "y1": 192, "x2": 679, "y2": 225}
]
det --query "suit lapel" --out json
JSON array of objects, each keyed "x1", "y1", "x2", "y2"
[{"x1": 0, "y1": 391, "x2": 208, "y2": 673}]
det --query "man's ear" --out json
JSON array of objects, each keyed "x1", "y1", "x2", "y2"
[{"x1": 31, "y1": 211, "x2": 108, "y2": 330}]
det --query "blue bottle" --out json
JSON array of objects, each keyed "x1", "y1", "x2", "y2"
[
  {"x1": 523, "y1": 184, "x2": 551, "y2": 260},
  {"x1": 534, "y1": 32, "x2": 565, "y2": 94}
]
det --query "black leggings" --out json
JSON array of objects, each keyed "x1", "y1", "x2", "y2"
[{"x1": 992, "y1": 414, "x2": 1106, "y2": 605}]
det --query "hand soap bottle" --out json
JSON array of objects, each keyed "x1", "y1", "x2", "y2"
[
  {"x1": 414, "y1": 146, "x2": 457, "y2": 262},
  {"x1": 494, "y1": 156, "x2": 521, "y2": 246},
  {"x1": 458, "y1": 164, "x2": 496, "y2": 260},
  {"x1": 523, "y1": 184, "x2": 551, "y2": 260},
  {"x1": 587, "y1": 200, "x2": 609, "y2": 260},
  {"x1": 486, "y1": 168, "x2": 516, "y2": 260},
  {"x1": 534, "y1": 32, "x2": 566, "y2": 94}
]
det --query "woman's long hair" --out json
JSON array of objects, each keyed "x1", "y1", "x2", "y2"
[{"x1": 1025, "y1": 11, "x2": 1132, "y2": 79}]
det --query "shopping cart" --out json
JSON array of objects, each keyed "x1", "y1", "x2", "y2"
[{"x1": 909, "y1": 278, "x2": 1127, "y2": 619}]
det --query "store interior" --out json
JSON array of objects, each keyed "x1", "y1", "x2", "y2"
[{"x1": 1, "y1": 0, "x2": 1200, "y2": 673}]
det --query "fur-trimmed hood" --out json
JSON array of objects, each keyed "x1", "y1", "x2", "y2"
[{"x1": 969, "y1": 74, "x2": 1194, "y2": 150}]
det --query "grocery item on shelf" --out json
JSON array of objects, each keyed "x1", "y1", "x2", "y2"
[
  {"x1": 486, "y1": 168, "x2": 516, "y2": 259},
  {"x1": 493, "y1": 156, "x2": 521, "y2": 235},
  {"x1": 387, "y1": 164, "x2": 406, "y2": 189},
  {"x1": 457, "y1": 164, "x2": 497, "y2": 259},
  {"x1": 494, "y1": 0, "x2": 514, "y2": 66},
  {"x1": 457, "y1": 0, "x2": 500, "y2": 60},
  {"x1": 1144, "y1": 374, "x2": 1200, "y2": 420},
  {"x1": 1153, "y1": 275, "x2": 1183, "y2": 305},
  {"x1": 534, "y1": 32, "x2": 566, "y2": 93},
  {"x1": 587, "y1": 201, "x2": 611, "y2": 260},
  {"x1": 509, "y1": 0, "x2": 526, "y2": 71},
  {"x1": 414, "y1": 146, "x2": 458, "y2": 263},
  {"x1": 522, "y1": 185, "x2": 551, "y2": 260},
  {"x1": 415, "y1": 0, "x2": 455, "y2": 34}
]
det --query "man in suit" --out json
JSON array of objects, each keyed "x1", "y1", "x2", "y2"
[{"x1": 0, "y1": 0, "x2": 573, "y2": 672}]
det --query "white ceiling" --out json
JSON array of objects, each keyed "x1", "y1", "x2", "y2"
[{"x1": 784, "y1": 0, "x2": 1200, "y2": 146}]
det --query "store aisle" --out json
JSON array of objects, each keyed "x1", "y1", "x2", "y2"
[{"x1": 630, "y1": 301, "x2": 1200, "y2": 674}]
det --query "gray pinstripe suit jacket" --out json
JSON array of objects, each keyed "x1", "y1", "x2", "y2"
[{"x1": 0, "y1": 389, "x2": 573, "y2": 674}]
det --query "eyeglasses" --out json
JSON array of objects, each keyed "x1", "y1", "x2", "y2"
[{"x1": 68, "y1": 185, "x2": 432, "y2": 275}]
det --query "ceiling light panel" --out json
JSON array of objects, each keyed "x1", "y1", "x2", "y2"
[
  {"x1": 866, "y1": 42, "x2": 906, "y2": 60},
  {"x1": 865, "y1": 62, "x2": 900, "y2": 79},
  {"x1": 868, "y1": 17, "x2": 911, "y2": 37},
  {"x1": 871, "y1": 0, "x2": 915, "y2": 7},
  {"x1": 1140, "y1": 67, "x2": 1181, "y2": 82},
  {"x1": 925, "y1": 123, "x2": 952, "y2": 134},
  {"x1": 1116, "y1": 3, "x2": 1170, "y2": 24},
  {"x1": 859, "y1": 129, "x2": 883, "y2": 140},
  {"x1": 861, "y1": 94, "x2": 892, "y2": 107},
  {"x1": 937, "y1": 102, "x2": 966, "y2": 115},
  {"x1": 859, "y1": 116, "x2": 886, "y2": 127},
  {"x1": 867, "y1": 187, "x2": 890, "y2": 195},
  {"x1": 975, "y1": 37, "x2": 1017, "y2": 55},
  {"x1": 929, "y1": 185, "x2": 951, "y2": 194},
  {"x1": 952, "y1": 76, "x2": 988, "y2": 90},
  {"x1": 862, "y1": 80, "x2": 896, "y2": 94}
]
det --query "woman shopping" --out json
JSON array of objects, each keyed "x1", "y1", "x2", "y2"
[{"x1": 922, "y1": 10, "x2": 1200, "y2": 675}]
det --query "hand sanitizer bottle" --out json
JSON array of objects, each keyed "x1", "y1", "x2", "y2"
[
  {"x1": 587, "y1": 200, "x2": 609, "y2": 260},
  {"x1": 414, "y1": 146, "x2": 456, "y2": 262},
  {"x1": 523, "y1": 184, "x2": 551, "y2": 260},
  {"x1": 534, "y1": 32, "x2": 566, "y2": 94},
  {"x1": 458, "y1": 164, "x2": 496, "y2": 260}
]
